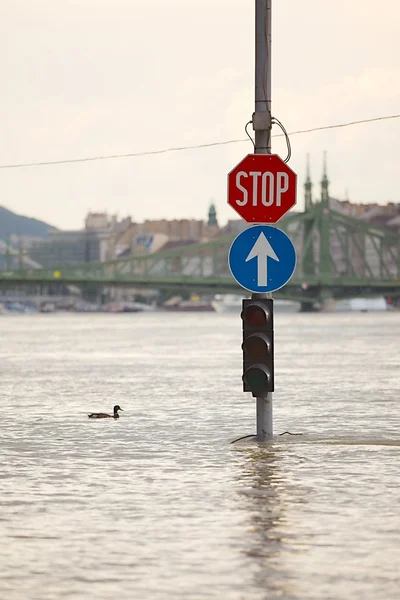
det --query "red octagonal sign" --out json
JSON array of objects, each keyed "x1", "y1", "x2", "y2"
[{"x1": 227, "y1": 154, "x2": 297, "y2": 223}]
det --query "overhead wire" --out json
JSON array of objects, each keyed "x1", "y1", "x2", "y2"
[
  {"x1": 0, "y1": 113, "x2": 398, "y2": 170},
  {"x1": 244, "y1": 120, "x2": 256, "y2": 149},
  {"x1": 272, "y1": 117, "x2": 291, "y2": 163}
]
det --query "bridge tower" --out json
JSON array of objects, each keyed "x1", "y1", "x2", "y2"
[
  {"x1": 304, "y1": 153, "x2": 313, "y2": 211},
  {"x1": 302, "y1": 155, "x2": 315, "y2": 282},
  {"x1": 208, "y1": 202, "x2": 218, "y2": 227},
  {"x1": 319, "y1": 152, "x2": 335, "y2": 310}
]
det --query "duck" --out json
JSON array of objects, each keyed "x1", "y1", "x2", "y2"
[{"x1": 88, "y1": 405, "x2": 124, "y2": 419}]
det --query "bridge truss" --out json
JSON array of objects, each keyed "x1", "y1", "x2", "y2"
[{"x1": 1, "y1": 205, "x2": 400, "y2": 308}]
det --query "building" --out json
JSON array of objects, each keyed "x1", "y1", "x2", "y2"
[
  {"x1": 141, "y1": 218, "x2": 205, "y2": 240},
  {"x1": 29, "y1": 230, "x2": 102, "y2": 267},
  {"x1": 111, "y1": 203, "x2": 222, "y2": 257},
  {"x1": 85, "y1": 212, "x2": 110, "y2": 231}
]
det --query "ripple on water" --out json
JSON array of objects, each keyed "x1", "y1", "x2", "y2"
[{"x1": 0, "y1": 312, "x2": 400, "y2": 600}]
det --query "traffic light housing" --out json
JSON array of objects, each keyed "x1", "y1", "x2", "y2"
[{"x1": 241, "y1": 298, "x2": 274, "y2": 396}]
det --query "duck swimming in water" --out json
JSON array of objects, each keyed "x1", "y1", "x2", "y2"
[{"x1": 88, "y1": 405, "x2": 124, "y2": 419}]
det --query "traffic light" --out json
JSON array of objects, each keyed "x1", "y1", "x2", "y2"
[{"x1": 241, "y1": 298, "x2": 274, "y2": 397}]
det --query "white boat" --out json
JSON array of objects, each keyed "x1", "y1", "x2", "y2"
[
  {"x1": 211, "y1": 294, "x2": 243, "y2": 313},
  {"x1": 106, "y1": 301, "x2": 156, "y2": 313},
  {"x1": 336, "y1": 297, "x2": 388, "y2": 312},
  {"x1": 211, "y1": 294, "x2": 298, "y2": 313},
  {"x1": 40, "y1": 302, "x2": 56, "y2": 313}
]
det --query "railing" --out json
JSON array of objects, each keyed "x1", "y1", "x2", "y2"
[{"x1": 1, "y1": 206, "x2": 400, "y2": 305}]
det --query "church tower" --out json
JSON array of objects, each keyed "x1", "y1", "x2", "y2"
[
  {"x1": 208, "y1": 202, "x2": 218, "y2": 227},
  {"x1": 304, "y1": 153, "x2": 313, "y2": 210},
  {"x1": 321, "y1": 151, "x2": 329, "y2": 206}
]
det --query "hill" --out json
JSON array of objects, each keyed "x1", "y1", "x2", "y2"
[{"x1": 0, "y1": 205, "x2": 57, "y2": 239}]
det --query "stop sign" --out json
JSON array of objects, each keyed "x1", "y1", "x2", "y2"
[{"x1": 227, "y1": 154, "x2": 297, "y2": 223}]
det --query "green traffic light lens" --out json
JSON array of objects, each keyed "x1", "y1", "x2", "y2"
[{"x1": 245, "y1": 367, "x2": 269, "y2": 392}]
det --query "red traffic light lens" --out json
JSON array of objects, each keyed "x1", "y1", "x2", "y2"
[{"x1": 243, "y1": 305, "x2": 267, "y2": 326}]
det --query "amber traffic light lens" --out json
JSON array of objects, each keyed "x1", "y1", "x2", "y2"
[{"x1": 242, "y1": 335, "x2": 269, "y2": 358}]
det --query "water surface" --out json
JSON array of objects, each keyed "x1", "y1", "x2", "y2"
[{"x1": 1, "y1": 311, "x2": 399, "y2": 599}]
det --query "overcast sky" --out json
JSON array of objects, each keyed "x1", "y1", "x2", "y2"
[{"x1": 1, "y1": 0, "x2": 399, "y2": 229}]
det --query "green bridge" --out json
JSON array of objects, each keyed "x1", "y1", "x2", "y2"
[{"x1": 1, "y1": 174, "x2": 400, "y2": 310}]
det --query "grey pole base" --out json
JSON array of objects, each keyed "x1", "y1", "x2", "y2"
[{"x1": 256, "y1": 394, "x2": 273, "y2": 441}]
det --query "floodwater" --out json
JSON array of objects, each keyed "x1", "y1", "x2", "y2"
[{"x1": 0, "y1": 310, "x2": 399, "y2": 600}]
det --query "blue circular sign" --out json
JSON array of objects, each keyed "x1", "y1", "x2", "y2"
[{"x1": 228, "y1": 225, "x2": 296, "y2": 293}]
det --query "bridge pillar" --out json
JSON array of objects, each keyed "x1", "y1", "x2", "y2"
[
  {"x1": 299, "y1": 301, "x2": 316, "y2": 312},
  {"x1": 320, "y1": 289, "x2": 336, "y2": 312}
]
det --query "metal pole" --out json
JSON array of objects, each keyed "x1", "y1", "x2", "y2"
[
  {"x1": 254, "y1": 0, "x2": 272, "y2": 153},
  {"x1": 257, "y1": 394, "x2": 273, "y2": 439},
  {"x1": 254, "y1": 0, "x2": 273, "y2": 441}
]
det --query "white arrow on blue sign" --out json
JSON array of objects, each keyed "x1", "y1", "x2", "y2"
[{"x1": 228, "y1": 225, "x2": 296, "y2": 293}]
